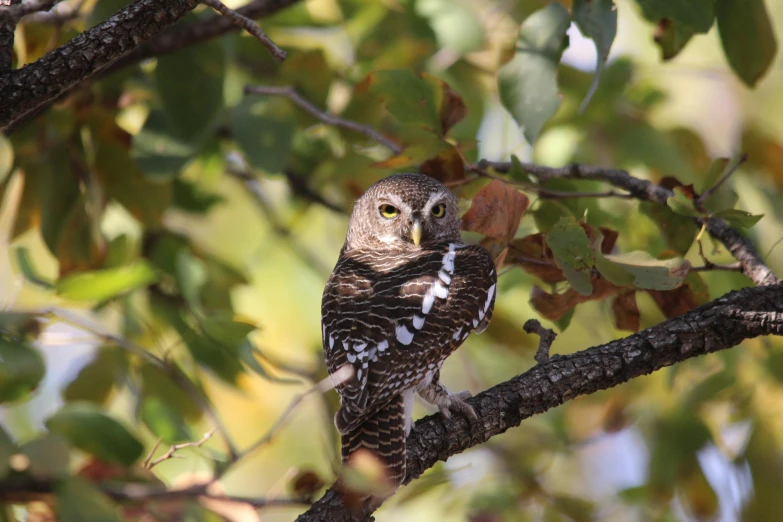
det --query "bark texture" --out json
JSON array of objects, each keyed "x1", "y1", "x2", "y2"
[
  {"x1": 297, "y1": 282, "x2": 783, "y2": 521},
  {"x1": 0, "y1": 0, "x2": 21, "y2": 72},
  {"x1": 0, "y1": 0, "x2": 200, "y2": 132}
]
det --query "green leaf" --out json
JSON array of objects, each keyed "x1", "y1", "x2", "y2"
[
  {"x1": 15, "y1": 247, "x2": 55, "y2": 289},
  {"x1": 603, "y1": 251, "x2": 689, "y2": 290},
  {"x1": 63, "y1": 347, "x2": 125, "y2": 404},
  {"x1": 175, "y1": 250, "x2": 207, "y2": 313},
  {"x1": 95, "y1": 139, "x2": 172, "y2": 227},
  {"x1": 140, "y1": 395, "x2": 192, "y2": 444},
  {"x1": 666, "y1": 186, "x2": 702, "y2": 217},
  {"x1": 364, "y1": 69, "x2": 441, "y2": 132},
  {"x1": 498, "y1": 2, "x2": 570, "y2": 144},
  {"x1": 653, "y1": 19, "x2": 694, "y2": 60},
  {"x1": 572, "y1": 0, "x2": 617, "y2": 112},
  {"x1": 56, "y1": 477, "x2": 121, "y2": 522},
  {"x1": 140, "y1": 363, "x2": 203, "y2": 422},
  {"x1": 507, "y1": 155, "x2": 535, "y2": 184},
  {"x1": 21, "y1": 434, "x2": 71, "y2": 479},
  {"x1": 173, "y1": 179, "x2": 225, "y2": 214},
  {"x1": 716, "y1": 0, "x2": 778, "y2": 87},
  {"x1": 635, "y1": 0, "x2": 715, "y2": 33},
  {"x1": 156, "y1": 42, "x2": 226, "y2": 142},
  {"x1": 0, "y1": 134, "x2": 13, "y2": 184},
  {"x1": 0, "y1": 338, "x2": 45, "y2": 403},
  {"x1": 230, "y1": 98, "x2": 295, "y2": 173},
  {"x1": 639, "y1": 202, "x2": 698, "y2": 256},
  {"x1": 714, "y1": 209, "x2": 763, "y2": 229},
  {"x1": 46, "y1": 402, "x2": 144, "y2": 467},
  {"x1": 56, "y1": 262, "x2": 158, "y2": 302},
  {"x1": 546, "y1": 216, "x2": 595, "y2": 272},
  {"x1": 699, "y1": 158, "x2": 739, "y2": 213},
  {"x1": 132, "y1": 111, "x2": 199, "y2": 181}
]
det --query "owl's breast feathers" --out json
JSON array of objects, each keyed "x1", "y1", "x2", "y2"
[{"x1": 321, "y1": 241, "x2": 496, "y2": 434}]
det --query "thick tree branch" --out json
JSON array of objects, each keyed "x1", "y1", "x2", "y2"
[
  {"x1": 478, "y1": 160, "x2": 778, "y2": 287},
  {"x1": 108, "y1": 0, "x2": 299, "y2": 73},
  {"x1": 298, "y1": 282, "x2": 783, "y2": 521},
  {"x1": 0, "y1": 0, "x2": 200, "y2": 133}
]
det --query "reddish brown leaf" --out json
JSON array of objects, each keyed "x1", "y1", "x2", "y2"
[
  {"x1": 505, "y1": 233, "x2": 566, "y2": 283},
  {"x1": 612, "y1": 291, "x2": 640, "y2": 332},
  {"x1": 530, "y1": 277, "x2": 622, "y2": 321},
  {"x1": 419, "y1": 145, "x2": 466, "y2": 184},
  {"x1": 647, "y1": 272, "x2": 709, "y2": 318},
  {"x1": 461, "y1": 180, "x2": 529, "y2": 240},
  {"x1": 437, "y1": 80, "x2": 467, "y2": 135}
]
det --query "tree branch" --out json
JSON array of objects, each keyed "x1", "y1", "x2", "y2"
[
  {"x1": 478, "y1": 160, "x2": 778, "y2": 287},
  {"x1": 0, "y1": 0, "x2": 22, "y2": 72},
  {"x1": 0, "y1": 0, "x2": 200, "y2": 133},
  {"x1": 298, "y1": 282, "x2": 783, "y2": 521},
  {"x1": 244, "y1": 85, "x2": 403, "y2": 154},
  {"x1": 200, "y1": 0, "x2": 286, "y2": 62},
  {"x1": 108, "y1": 0, "x2": 299, "y2": 73}
]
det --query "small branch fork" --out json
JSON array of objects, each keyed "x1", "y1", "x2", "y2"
[
  {"x1": 200, "y1": 0, "x2": 286, "y2": 62},
  {"x1": 144, "y1": 428, "x2": 217, "y2": 469},
  {"x1": 523, "y1": 319, "x2": 557, "y2": 365}
]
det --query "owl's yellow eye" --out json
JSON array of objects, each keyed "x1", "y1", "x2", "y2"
[
  {"x1": 431, "y1": 204, "x2": 446, "y2": 218},
  {"x1": 379, "y1": 204, "x2": 400, "y2": 219}
]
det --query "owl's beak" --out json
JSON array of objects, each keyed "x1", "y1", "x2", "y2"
[{"x1": 411, "y1": 219, "x2": 422, "y2": 246}]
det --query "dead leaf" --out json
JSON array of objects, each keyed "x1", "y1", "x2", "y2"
[
  {"x1": 530, "y1": 277, "x2": 622, "y2": 321},
  {"x1": 505, "y1": 233, "x2": 565, "y2": 283},
  {"x1": 419, "y1": 145, "x2": 466, "y2": 184},
  {"x1": 647, "y1": 272, "x2": 710, "y2": 319},
  {"x1": 461, "y1": 179, "x2": 529, "y2": 240},
  {"x1": 436, "y1": 80, "x2": 467, "y2": 135},
  {"x1": 612, "y1": 291, "x2": 640, "y2": 332}
]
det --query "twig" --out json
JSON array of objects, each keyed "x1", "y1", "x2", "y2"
[
  {"x1": 690, "y1": 262, "x2": 742, "y2": 273},
  {"x1": 200, "y1": 0, "x2": 286, "y2": 62},
  {"x1": 228, "y1": 166, "x2": 332, "y2": 275},
  {"x1": 227, "y1": 365, "x2": 354, "y2": 469},
  {"x1": 468, "y1": 164, "x2": 634, "y2": 200},
  {"x1": 697, "y1": 153, "x2": 748, "y2": 206},
  {"x1": 523, "y1": 319, "x2": 557, "y2": 364},
  {"x1": 0, "y1": 477, "x2": 309, "y2": 508},
  {"x1": 244, "y1": 85, "x2": 403, "y2": 154},
  {"x1": 143, "y1": 437, "x2": 163, "y2": 469},
  {"x1": 43, "y1": 307, "x2": 240, "y2": 461},
  {"x1": 0, "y1": 0, "x2": 61, "y2": 23},
  {"x1": 478, "y1": 159, "x2": 777, "y2": 287},
  {"x1": 22, "y1": 0, "x2": 85, "y2": 24},
  {"x1": 146, "y1": 428, "x2": 216, "y2": 469},
  {"x1": 283, "y1": 170, "x2": 346, "y2": 215}
]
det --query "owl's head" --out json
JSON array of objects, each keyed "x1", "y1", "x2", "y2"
[{"x1": 345, "y1": 173, "x2": 460, "y2": 250}]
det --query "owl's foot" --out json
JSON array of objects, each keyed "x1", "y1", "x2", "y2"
[
  {"x1": 438, "y1": 390, "x2": 477, "y2": 421},
  {"x1": 418, "y1": 384, "x2": 477, "y2": 422}
]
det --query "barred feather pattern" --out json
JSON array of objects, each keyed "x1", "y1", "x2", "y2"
[{"x1": 322, "y1": 238, "x2": 496, "y2": 484}]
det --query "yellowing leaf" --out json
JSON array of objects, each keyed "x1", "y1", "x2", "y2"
[{"x1": 603, "y1": 251, "x2": 690, "y2": 291}]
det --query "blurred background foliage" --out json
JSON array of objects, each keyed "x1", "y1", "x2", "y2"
[{"x1": 1, "y1": 0, "x2": 783, "y2": 520}]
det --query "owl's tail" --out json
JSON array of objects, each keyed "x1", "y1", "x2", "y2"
[{"x1": 338, "y1": 394, "x2": 407, "y2": 486}]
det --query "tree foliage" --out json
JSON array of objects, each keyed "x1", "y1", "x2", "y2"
[{"x1": 0, "y1": 0, "x2": 782, "y2": 521}]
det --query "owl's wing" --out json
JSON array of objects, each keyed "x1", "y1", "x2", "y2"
[{"x1": 322, "y1": 242, "x2": 496, "y2": 434}]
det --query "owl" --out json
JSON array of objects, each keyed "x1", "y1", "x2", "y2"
[{"x1": 321, "y1": 173, "x2": 497, "y2": 486}]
